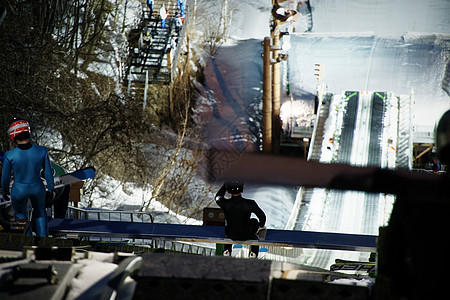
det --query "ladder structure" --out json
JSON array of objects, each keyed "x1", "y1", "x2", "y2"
[
  {"x1": 125, "y1": 0, "x2": 187, "y2": 99},
  {"x1": 307, "y1": 93, "x2": 332, "y2": 161},
  {"x1": 396, "y1": 95, "x2": 413, "y2": 169}
]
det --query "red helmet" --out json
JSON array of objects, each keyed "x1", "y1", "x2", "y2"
[{"x1": 7, "y1": 118, "x2": 31, "y2": 141}]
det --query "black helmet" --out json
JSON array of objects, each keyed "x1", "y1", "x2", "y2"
[
  {"x1": 226, "y1": 180, "x2": 244, "y2": 194},
  {"x1": 436, "y1": 110, "x2": 450, "y2": 165}
]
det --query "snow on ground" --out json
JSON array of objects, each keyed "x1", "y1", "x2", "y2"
[
  {"x1": 311, "y1": 0, "x2": 450, "y2": 34},
  {"x1": 240, "y1": 184, "x2": 299, "y2": 229},
  {"x1": 87, "y1": 173, "x2": 296, "y2": 229},
  {"x1": 330, "y1": 277, "x2": 374, "y2": 287},
  {"x1": 89, "y1": 175, "x2": 202, "y2": 225},
  {"x1": 227, "y1": 0, "x2": 271, "y2": 41},
  {"x1": 65, "y1": 253, "x2": 117, "y2": 300},
  {"x1": 280, "y1": 98, "x2": 315, "y2": 131}
]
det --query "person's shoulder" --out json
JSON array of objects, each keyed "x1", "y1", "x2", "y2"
[
  {"x1": 242, "y1": 197, "x2": 256, "y2": 204},
  {"x1": 216, "y1": 197, "x2": 230, "y2": 208},
  {"x1": 4, "y1": 148, "x2": 15, "y2": 155},
  {"x1": 33, "y1": 144, "x2": 48, "y2": 151},
  {"x1": 31, "y1": 144, "x2": 50, "y2": 156},
  {"x1": 217, "y1": 196, "x2": 230, "y2": 202},
  {"x1": 4, "y1": 147, "x2": 18, "y2": 157}
]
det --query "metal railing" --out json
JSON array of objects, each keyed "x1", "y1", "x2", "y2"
[
  {"x1": 66, "y1": 206, "x2": 154, "y2": 223},
  {"x1": 412, "y1": 168, "x2": 446, "y2": 175},
  {"x1": 62, "y1": 207, "x2": 305, "y2": 264}
]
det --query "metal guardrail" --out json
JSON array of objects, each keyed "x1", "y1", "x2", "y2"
[
  {"x1": 63, "y1": 207, "x2": 219, "y2": 257},
  {"x1": 59, "y1": 207, "x2": 306, "y2": 263},
  {"x1": 412, "y1": 168, "x2": 446, "y2": 175},
  {"x1": 151, "y1": 240, "x2": 216, "y2": 256},
  {"x1": 66, "y1": 206, "x2": 154, "y2": 223}
]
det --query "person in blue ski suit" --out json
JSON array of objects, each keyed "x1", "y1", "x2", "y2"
[
  {"x1": 177, "y1": 0, "x2": 186, "y2": 18},
  {"x1": 0, "y1": 151, "x2": 13, "y2": 231},
  {"x1": 1, "y1": 118, "x2": 54, "y2": 237},
  {"x1": 147, "y1": 0, "x2": 154, "y2": 19}
]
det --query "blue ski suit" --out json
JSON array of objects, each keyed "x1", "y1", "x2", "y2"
[{"x1": 1, "y1": 143, "x2": 54, "y2": 237}]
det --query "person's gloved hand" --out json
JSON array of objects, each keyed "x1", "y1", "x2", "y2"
[{"x1": 256, "y1": 226, "x2": 267, "y2": 241}]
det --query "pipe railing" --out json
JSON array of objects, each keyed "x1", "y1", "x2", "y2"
[{"x1": 66, "y1": 206, "x2": 154, "y2": 223}]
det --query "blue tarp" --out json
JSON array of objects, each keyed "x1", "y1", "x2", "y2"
[{"x1": 49, "y1": 219, "x2": 377, "y2": 252}]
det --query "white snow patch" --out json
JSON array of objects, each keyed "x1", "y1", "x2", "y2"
[
  {"x1": 65, "y1": 259, "x2": 117, "y2": 300},
  {"x1": 87, "y1": 174, "x2": 201, "y2": 225},
  {"x1": 330, "y1": 277, "x2": 375, "y2": 287},
  {"x1": 228, "y1": 0, "x2": 271, "y2": 41}
]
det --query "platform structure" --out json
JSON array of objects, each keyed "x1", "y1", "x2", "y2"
[{"x1": 49, "y1": 219, "x2": 377, "y2": 255}]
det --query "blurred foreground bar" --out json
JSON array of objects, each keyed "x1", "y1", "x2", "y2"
[{"x1": 206, "y1": 151, "x2": 439, "y2": 195}]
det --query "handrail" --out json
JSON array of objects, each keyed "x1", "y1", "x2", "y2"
[
  {"x1": 412, "y1": 168, "x2": 446, "y2": 175},
  {"x1": 66, "y1": 206, "x2": 154, "y2": 223}
]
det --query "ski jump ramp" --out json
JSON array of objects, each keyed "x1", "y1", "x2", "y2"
[{"x1": 49, "y1": 219, "x2": 377, "y2": 252}]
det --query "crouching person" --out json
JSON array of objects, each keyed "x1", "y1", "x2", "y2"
[{"x1": 215, "y1": 180, "x2": 266, "y2": 257}]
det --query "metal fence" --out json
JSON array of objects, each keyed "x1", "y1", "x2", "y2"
[
  {"x1": 65, "y1": 206, "x2": 154, "y2": 223},
  {"x1": 62, "y1": 206, "x2": 305, "y2": 263}
]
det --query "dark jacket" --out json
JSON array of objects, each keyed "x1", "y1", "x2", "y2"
[{"x1": 215, "y1": 185, "x2": 266, "y2": 240}]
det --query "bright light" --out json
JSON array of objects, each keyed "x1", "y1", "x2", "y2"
[{"x1": 282, "y1": 40, "x2": 291, "y2": 51}]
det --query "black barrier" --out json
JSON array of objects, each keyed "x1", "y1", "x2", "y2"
[{"x1": 133, "y1": 254, "x2": 271, "y2": 300}]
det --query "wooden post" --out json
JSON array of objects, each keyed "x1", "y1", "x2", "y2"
[
  {"x1": 262, "y1": 37, "x2": 272, "y2": 153},
  {"x1": 303, "y1": 138, "x2": 309, "y2": 160},
  {"x1": 70, "y1": 181, "x2": 84, "y2": 219},
  {"x1": 271, "y1": 20, "x2": 281, "y2": 154}
]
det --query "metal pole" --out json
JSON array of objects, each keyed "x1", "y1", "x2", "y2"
[
  {"x1": 262, "y1": 37, "x2": 272, "y2": 153},
  {"x1": 272, "y1": 20, "x2": 281, "y2": 154},
  {"x1": 0, "y1": 7, "x2": 6, "y2": 27},
  {"x1": 127, "y1": 75, "x2": 132, "y2": 96},
  {"x1": 168, "y1": 48, "x2": 174, "y2": 121},
  {"x1": 143, "y1": 69, "x2": 149, "y2": 110}
]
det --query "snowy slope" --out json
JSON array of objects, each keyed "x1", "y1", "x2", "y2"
[
  {"x1": 311, "y1": 0, "x2": 450, "y2": 34},
  {"x1": 242, "y1": 184, "x2": 298, "y2": 229},
  {"x1": 227, "y1": 1, "x2": 271, "y2": 40},
  {"x1": 293, "y1": 0, "x2": 450, "y2": 126},
  {"x1": 288, "y1": 33, "x2": 450, "y2": 126}
]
